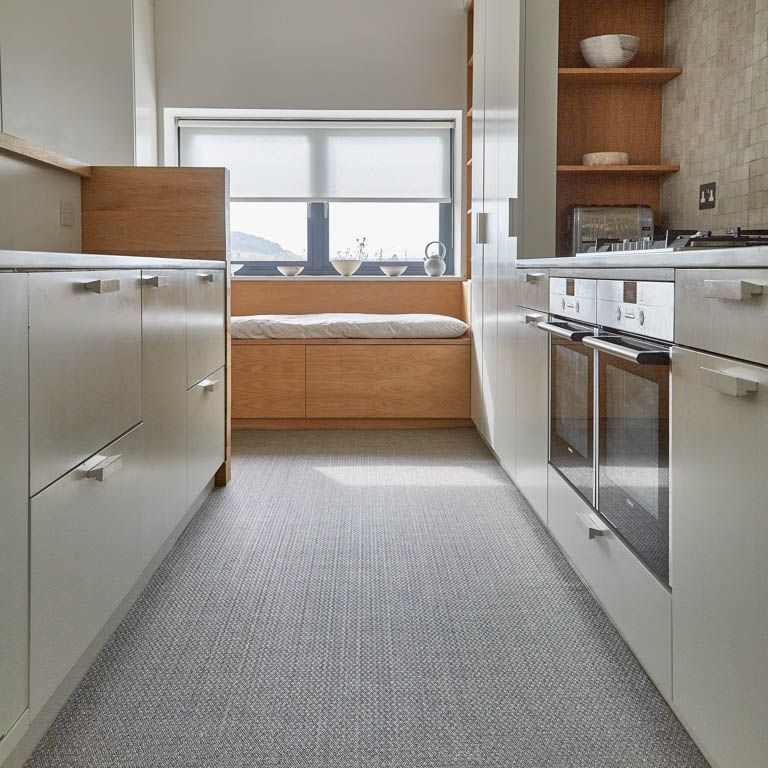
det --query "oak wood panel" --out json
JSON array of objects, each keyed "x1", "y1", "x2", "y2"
[
  {"x1": 232, "y1": 345, "x2": 306, "y2": 419},
  {"x1": 81, "y1": 167, "x2": 228, "y2": 259},
  {"x1": 234, "y1": 418, "x2": 474, "y2": 430},
  {"x1": 233, "y1": 336, "x2": 470, "y2": 346},
  {"x1": 0, "y1": 131, "x2": 91, "y2": 176},
  {"x1": 557, "y1": 165, "x2": 679, "y2": 175},
  {"x1": 232, "y1": 280, "x2": 469, "y2": 321},
  {"x1": 306, "y1": 345, "x2": 470, "y2": 419},
  {"x1": 558, "y1": 0, "x2": 667, "y2": 68},
  {"x1": 558, "y1": 67, "x2": 682, "y2": 85},
  {"x1": 558, "y1": 83, "x2": 663, "y2": 165}
]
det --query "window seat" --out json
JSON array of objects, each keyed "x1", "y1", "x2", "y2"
[{"x1": 232, "y1": 313, "x2": 471, "y2": 429}]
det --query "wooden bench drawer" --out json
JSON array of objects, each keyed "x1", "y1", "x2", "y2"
[
  {"x1": 232, "y1": 346, "x2": 306, "y2": 418},
  {"x1": 306, "y1": 344, "x2": 470, "y2": 419},
  {"x1": 29, "y1": 271, "x2": 142, "y2": 495}
]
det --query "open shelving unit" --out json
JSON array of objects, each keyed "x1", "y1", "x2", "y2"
[{"x1": 556, "y1": 0, "x2": 681, "y2": 255}]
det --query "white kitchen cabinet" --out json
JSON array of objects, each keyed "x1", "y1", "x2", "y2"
[
  {"x1": 671, "y1": 347, "x2": 768, "y2": 768},
  {"x1": 140, "y1": 270, "x2": 188, "y2": 562},
  {"x1": 187, "y1": 367, "x2": 226, "y2": 505},
  {"x1": 28, "y1": 271, "x2": 142, "y2": 495},
  {"x1": 30, "y1": 426, "x2": 145, "y2": 717},
  {"x1": 0, "y1": 274, "x2": 29, "y2": 747},
  {"x1": 187, "y1": 269, "x2": 226, "y2": 388},
  {"x1": 513, "y1": 304, "x2": 548, "y2": 521}
]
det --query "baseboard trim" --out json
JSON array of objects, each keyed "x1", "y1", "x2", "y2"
[
  {"x1": 233, "y1": 418, "x2": 474, "y2": 430},
  {"x1": 3, "y1": 480, "x2": 216, "y2": 768}
]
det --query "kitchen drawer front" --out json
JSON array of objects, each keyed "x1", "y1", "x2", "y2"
[
  {"x1": 30, "y1": 426, "x2": 144, "y2": 717},
  {"x1": 676, "y1": 268, "x2": 768, "y2": 364},
  {"x1": 188, "y1": 366, "x2": 225, "y2": 504},
  {"x1": 516, "y1": 267, "x2": 549, "y2": 312},
  {"x1": 671, "y1": 347, "x2": 768, "y2": 768},
  {"x1": 29, "y1": 271, "x2": 142, "y2": 495},
  {"x1": 187, "y1": 268, "x2": 225, "y2": 388},
  {"x1": 547, "y1": 466, "x2": 672, "y2": 699}
]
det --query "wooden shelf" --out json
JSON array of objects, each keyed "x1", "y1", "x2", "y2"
[
  {"x1": 558, "y1": 67, "x2": 682, "y2": 85},
  {"x1": 557, "y1": 164, "x2": 679, "y2": 176},
  {"x1": 0, "y1": 132, "x2": 91, "y2": 177}
]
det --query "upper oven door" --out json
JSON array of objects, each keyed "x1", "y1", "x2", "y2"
[
  {"x1": 583, "y1": 334, "x2": 671, "y2": 585},
  {"x1": 540, "y1": 319, "x2": 595, "y2": 504}
]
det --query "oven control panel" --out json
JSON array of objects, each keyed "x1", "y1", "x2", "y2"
[
  {"x1": 596, "y1": 280, "x2": 674, "y2": 341},
  {"x1": 549, "y1": 278, "x2": 597, "y2": 323}
]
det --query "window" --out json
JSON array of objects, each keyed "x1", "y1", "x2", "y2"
[{"x1": 178, "y1": 119, "x2": 456, "y2": 276}]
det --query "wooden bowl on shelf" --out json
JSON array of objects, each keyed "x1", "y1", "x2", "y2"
[{"x1": 583, "y1": 152, "x2": 629, "y2": 166}]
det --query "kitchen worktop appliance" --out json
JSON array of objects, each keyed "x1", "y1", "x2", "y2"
[{"x1": 539, "y1": 276, "x2": 674, "y2": 585}]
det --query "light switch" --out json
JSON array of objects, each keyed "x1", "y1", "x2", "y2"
[{"x1": 60, "y1": 202, "x2": 76, "y2": 228}]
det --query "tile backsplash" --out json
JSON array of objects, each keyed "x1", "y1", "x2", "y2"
[{"x1": 661, "y1": 0, "x2": 768, "y2": 230}]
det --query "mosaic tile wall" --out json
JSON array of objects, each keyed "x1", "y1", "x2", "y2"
[{"x1": 661, "y1": 0, "x2": 768, "y2": 230}]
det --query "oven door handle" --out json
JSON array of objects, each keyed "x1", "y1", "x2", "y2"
[
  {"x1": 576, "y1": 509, "x2": 609, "y2": 540},
  {"x1": 536, "y1": 321, "x2": 593, "y2": 342},
  {"x1": 583, "y1": 335, "x2": 670, "y2": 365}
]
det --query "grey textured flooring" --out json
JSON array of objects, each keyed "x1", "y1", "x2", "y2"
[{"x1": 25, "y1": 429, "x2": 709, "y2": 768}]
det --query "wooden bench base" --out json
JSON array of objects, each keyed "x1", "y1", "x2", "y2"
[{"x1": 232, "y1": 336, "x2": 471, "y2": 427}]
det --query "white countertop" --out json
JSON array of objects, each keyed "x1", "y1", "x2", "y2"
[
  {"x1": 520, "y1": 246, "x2": 768, "y2": 270},
  {"x1": 0, "y1": 250, "x2": 225, "y2": 271}
]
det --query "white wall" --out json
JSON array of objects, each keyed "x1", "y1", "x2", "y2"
[
  {"x1": 0, "y1": 0, "x2": 136, "y2": 165},
  {"x1": 0, "y1": 156, "x2": 81, "y2": 252},
  {"x1": 133, "y1": 0, "x2": 159, "y2": 165},
  {"x1": 155, "y1": 0, "x2": 466, "y2": 141}
]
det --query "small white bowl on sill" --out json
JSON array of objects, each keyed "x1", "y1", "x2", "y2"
[
  {"x1": 276, "y1": 265, "x2": 304, "y2": 277},
  {"x1": 330, "y1": 258, "x2": 363, "y2": 277},
  {"x1": 580, "y1": 35, "x2": 640, "y2": 68},
  {"x1": 379, "y1": 264, "x2": 408, "y2": 277}
]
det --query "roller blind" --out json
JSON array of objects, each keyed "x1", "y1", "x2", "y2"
[{"x1": 178, "y1": 120, "x2": 453, "y2": 202}]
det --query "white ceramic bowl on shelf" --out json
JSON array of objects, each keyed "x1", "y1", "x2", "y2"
[
  {"x1": 379, "y1": 264, "x2": 408, "y2": 277},
  {"x1": 330, "y1": 258, "x2": 363, "y2": 277},
  {"x1": 583, "y1": 152, "x2": 629, "y2": 166},
  {"x1": 276, "y1": 265, "x2": 304, "y2": 277},
  {"x1": 580, "y1": 35, "x2": 640, "y2": 68}
]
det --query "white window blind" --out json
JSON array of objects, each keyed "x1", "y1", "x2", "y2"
[{"x1": 178, "y1": 120, "x2": 453, "y2": 202}]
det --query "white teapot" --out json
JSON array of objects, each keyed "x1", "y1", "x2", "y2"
[{"x1": 423, "y1": 241, "x2": 447, "y2": 277}]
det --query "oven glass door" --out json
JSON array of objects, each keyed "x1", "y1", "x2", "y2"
[
  {"x1": 548, "y1": 322, "x2": 595, "y2": 503},
  {"x1": 594, "y1": 336, "x2": 670, "y2": 585}
]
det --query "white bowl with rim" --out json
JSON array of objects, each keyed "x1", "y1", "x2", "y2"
[
  {"x1": 276, "y1": 265, "x2": 304, "y2": 277},
  {"x1": 580, "y1": 35, "x2": 640, "y2": 68},
  {"x1": 330, "y1": 258, "x2": 363, "y2": 277},
  {"x1": 379, "y1": 264, "x2": 408, "y2": 277}
]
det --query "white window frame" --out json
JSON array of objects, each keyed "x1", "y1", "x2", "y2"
[{"x1": 162, "y1": 108, "x2": 464, "y2": 276}]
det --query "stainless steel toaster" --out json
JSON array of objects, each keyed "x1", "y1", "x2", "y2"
[{"x1": 569, "y1": 205, "x2": 654, "y2": 255}]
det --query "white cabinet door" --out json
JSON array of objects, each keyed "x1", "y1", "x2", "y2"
[
  {"x1": 514, "y1": 304, "x2": 548, "y2": 521},
  {"x1": 140, "y1": 270, "x2": 188, "y2": 562},
  {"x1": 671, "y1": 347, "x2": 768, "y2": 768},
  {"x1": 30, "y1": 426, "x2": 145, "y2": 717},
  {"x1": 187, "y1": 269, "x2": 226, "y2": 388},
  {"x1": 29, "y1": 270, "x2": 142, "y2": 494},
  {"x1": 0, "y1": 274, "x2": 29, "y2": 743},
  {"x1": 187, "y1": 367, "x2": 226, "y2": 505},
  {"x1": 494, "y1": 0, "x2": 523, "y2": 478},
  {"x1": 470, "y1": 0, "x2": 487, "y2": 438}
]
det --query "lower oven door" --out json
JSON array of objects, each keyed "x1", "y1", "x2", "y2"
[
  {"x1": 539, "y1": 319, "x2": 595, "y2": 504},
  {"x1": 583, "y1": 334, "x2": 671, "y2": 585}
]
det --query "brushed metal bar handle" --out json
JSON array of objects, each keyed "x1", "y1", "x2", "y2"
[
  {"x1": 196, "y1": 272, "x2": 215, "y2": 282},
  {"x1": 86, "y1": 454, "x2": 123, "y2": 482},
  {"x1": 142, "y1": 275, "x2": 170, "y2": 288},
  {"x1": 576, "y1": 509, "x2": 609, "y2": 540},
  {"x1": 537, "y1": 321, "x2": 593, "y2": 341},
  {"x1": 525, "y1": 272, "x2": 546, "y2": 283},
  {"x1": 508, "y1": 197, "x2": 520, "y2": 238},
  {"x1": 520, "y1": 312, "x2": 545, "y2": 325},
  {"x1": 84, "y1": 279, "x2": 120, "y2": 294},
  {"x1": 198, "y1": 378, "x2": 220, "y2": 393},
  {"x1": 583, "y1": 335, "x2": 670, "y2": 366},
  {"x1": 699, "y1": 367, "x2": 758, "y2": 397},
  {"x1": 703, "y1": 279, "x2": 764, "y2": 301},
  {"x1": 474, "y1": 212, "x2": 488, "y2": 245}
]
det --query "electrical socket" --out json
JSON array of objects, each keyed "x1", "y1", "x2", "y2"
[
  {"x1": 699, "y1": 182, "x2": 716, "y2": 210},
  {"x1": 59, "y1": 201, "x2": 76, "y2": 227}
]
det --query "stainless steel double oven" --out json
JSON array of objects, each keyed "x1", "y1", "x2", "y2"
[{"x1": 539, "y1": 277, "x2": 675, "y2": 586}]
